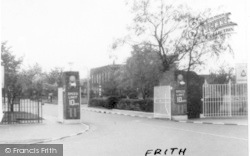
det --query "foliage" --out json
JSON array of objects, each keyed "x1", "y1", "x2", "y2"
[
  {"x1": 18, "y1": 63, "x2": 45, "y2": 97},
  {"x1": 101, "y1": 70, "x2": 120, "y2": 96},
  {"x1": 45, "y1": 67, "x2": 64, "y2": 87},
  {"x1": 113, "y1": 0, "x2": 233, "y2": 74},
  {"x1": 119, "y1": 44, "x2": 163, "y2": 99},
  {"x1": 116, "y1": 98, "x2": 153, "y2": 112},
  {"x1": 122, "y1": 0, "x2": 186, "y2": 71},
  {"x1": 89, "y1": 96, "x2": 120, "y2": 109},
  {"x1": 175, "y1": 14, "x2": 233, "y2": 73},
  {"x1": 89, "y1": 98, "x2": 107, "y2": 108},
  {"x1": 208, "y1": 66, "x2": 235, "y2": 84},
  {"x1": 1, "y1": 42, "x2": 23, "y2": 110},
  {"x1": 105, "y1": 96, "x2": 120, "y2": 109},
  {"x1": 43, "y1": 67, "x2": 64, "y2": 97}
]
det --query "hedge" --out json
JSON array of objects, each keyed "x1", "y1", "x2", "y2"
[
  {"x1": 89, "y1": 96, "x2": 120, "y2": 109},
  {"x1": 116, "y1": 99, "x2": 153, "y2": 112},
  {"x1": 89, "y1": 98, "x2": 107, "y2": 108}
]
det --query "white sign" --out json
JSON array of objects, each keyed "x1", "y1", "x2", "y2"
[{"x1": 236, "y1": 63, "x2": 247, "y2": 83}]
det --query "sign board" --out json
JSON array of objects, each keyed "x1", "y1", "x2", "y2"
[
  {"x1": 236, "y1": 63, "x2": 247, "y2": 84},
  {"x1": 63, "y1": 71, "x2": 81, "y2": 119},
  {"x1": 175, "y1": 86, "x2": 187, "y2": 104}
]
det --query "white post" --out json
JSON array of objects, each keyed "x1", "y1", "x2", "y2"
[
  {"x1": 169, "y1": 86, "x2": 172, "y2": 120},
  {"x1": 228, "y1": 79, "x2": 232, "y2": 117},
  {"x1": 201, "y1": 80, "x2": 208, "y2": 118}
]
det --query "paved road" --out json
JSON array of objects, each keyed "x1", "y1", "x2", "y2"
[{"x1": 45, "y1": 104, "x2": 248, "y2": 156}]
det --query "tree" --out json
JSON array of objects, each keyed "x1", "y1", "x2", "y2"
[
  {"x1": 45, "y1": 67, "x2": 64, "y2": 86},
  {"x1": 175, "y1": 13, "x2": 235, "y2": 93},
  {"x1": 102, "y1": 72, "x2": 119, "y2": 96},
  {"x1": 113, "y1": 0, "x2": 188, "y2": 71},
  {"x1": 43, "y1": 67, "x2": 64, "y2": 97},
  {"x1": 208, "y1": 66, "x2": 235, "y2": 84},
  {"x1": 120, "y1": 44, "x2": 163, "y2": 99},
  {"x1": 1, "y1": 42, "x2": 23, "y2": 111},
  {"x1": 114, "y1": 0, "x2": 234, "y2": 74},
  {"x1": 18, "y1": 63, "x2": 46, "y2": 97}
]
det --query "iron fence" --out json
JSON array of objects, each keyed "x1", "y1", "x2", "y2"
[
  {"x1": 1, "y1": 98, "x2": 43, "y2": 124},
  {"x1": 203, "y1": 82, "x2": 247, "y2": 117}
]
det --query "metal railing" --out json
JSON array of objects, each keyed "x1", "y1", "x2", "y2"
[
  {"x1": 202, "y1": 81, "x2": 247, "y2": 117},
  {"x1": 1, "y1": 98, "x2": 43, "y2": 124}
]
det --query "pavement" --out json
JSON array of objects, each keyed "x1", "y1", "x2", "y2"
[
  {"x1": 82, "y1": 104, "x2": 248, "y2": 126},
  {"x1": 0, "y1": 113, "x2": 89, "y2": 144}
]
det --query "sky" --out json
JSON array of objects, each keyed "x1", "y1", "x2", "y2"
[{"x1": 1, "y1": 0, "x2": 249, "y2": 78}]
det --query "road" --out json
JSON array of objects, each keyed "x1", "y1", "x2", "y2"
[{"x1": 44, "y1": 104, "x2": 248, "y2": 156}]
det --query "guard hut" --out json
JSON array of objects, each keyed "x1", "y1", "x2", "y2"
[{"x1": 58, "y1": 71, "x2": 81, "y2": 124}]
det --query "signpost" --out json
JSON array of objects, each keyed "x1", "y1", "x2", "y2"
[
  {"x1": 175, "y1": 74, "x2": 187, "y2": 104},
  {"x1": 175, "y1": 88, "x2": 187, "y2": 104}
]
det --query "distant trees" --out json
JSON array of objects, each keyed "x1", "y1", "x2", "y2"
[{"x1": 1, "y1": 42, "x2": 65, "y2": 105}]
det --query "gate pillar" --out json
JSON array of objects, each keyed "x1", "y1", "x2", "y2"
[
  {"x1": 159, "y1": 71, "x2": 188, "y2": 120},
  {"x1": 58, "y1": 71, "x2": 81, "y2": 124}
]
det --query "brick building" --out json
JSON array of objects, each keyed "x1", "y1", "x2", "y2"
[{"x1": 90, "y1": 64, "x2": 122, "y2": 97}]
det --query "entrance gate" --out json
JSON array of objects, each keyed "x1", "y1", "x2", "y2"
[
  {"x1": 1, "y1": 97, "x2": 43, "y2": 124},
  {"x1": 203, "y1": 82, "x2": 247, "y2": 117},
  {"x1": 154, "y1": 86, "x2": 171, "y2": 119}
]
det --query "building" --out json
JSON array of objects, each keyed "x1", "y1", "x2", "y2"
[{"x1": 90, "y1": 64, "x2": 122, "y2": 97}]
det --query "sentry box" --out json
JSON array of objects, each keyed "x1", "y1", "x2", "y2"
[{"x1": 58, "y1": 71, "x2": 81, "y2": 124}]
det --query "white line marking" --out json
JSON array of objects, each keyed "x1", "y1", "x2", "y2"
[
  {"x1": 179, "y1": 121, "x2": 187, "y2": 123},
  {"x1": 193, "y1": 121, "x2": 203, "y2": 124},
  {"x1": 212, "y1": 122, "x2": 224, "y2": 125},
  {"x1": 140, "y1": 123, "x2": 248, "y2": 141}
]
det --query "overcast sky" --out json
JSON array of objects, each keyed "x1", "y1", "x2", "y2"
[{"x1": 1, "y1": 0, "x2": 249, "y2": 78}]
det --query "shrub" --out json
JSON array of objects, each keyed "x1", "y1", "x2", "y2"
[
  {"x1": 116, "y1": 99, "x2": 153, "y2": 112},
  {"x1": 89, "y1": 96, "x2": 120, "y2": 109},
  {"x1": 105, "y1": 96, "x2": 120, "y2": 109},
  {"x1": 89, "y1": 98, "x2": 107, "y2": 108}
]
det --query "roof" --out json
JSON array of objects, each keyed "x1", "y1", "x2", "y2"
[{"x1": 90, "y1": 64, "x2": 123, "y2": 75}]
